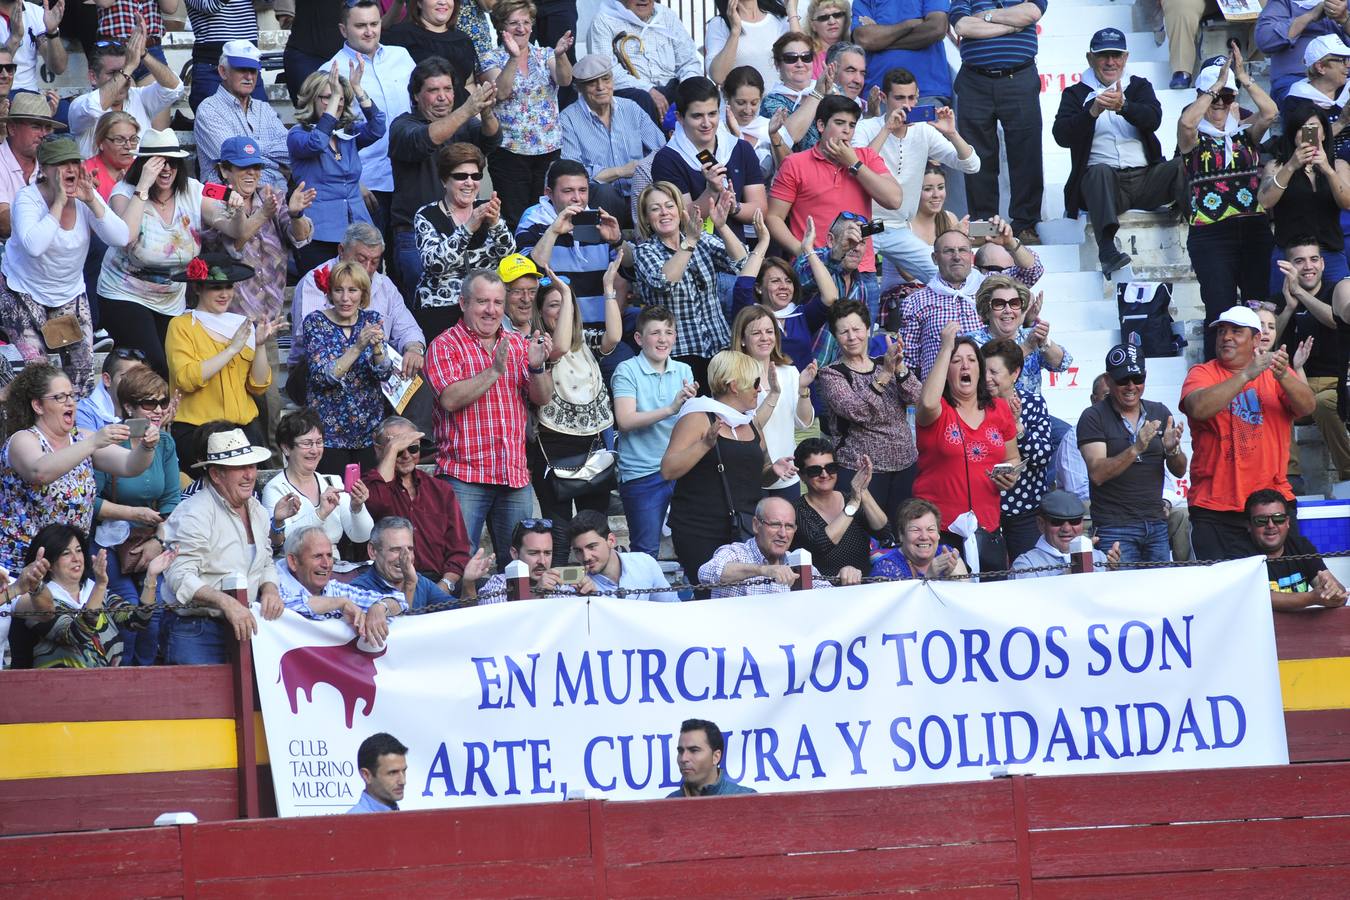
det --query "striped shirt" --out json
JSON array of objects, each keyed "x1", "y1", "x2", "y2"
[
  {"x1": 184, "y1": 0, "x2": 258, "y2": 45},
  {"x1": 276, "y1": 564, "x2": 408, "y2": 619},
  {"x1": 559, "y1": 97, "x2": 665, "y2": 200},
  {"x1": 193, "y1": 87, "x2": 291, "y2": 191},
  {"x1": 515, "y1": 200, "x2": 620, "y2": 325},
  {"x1": 949, "y1": 0, "x2": 1045, "y2": 69}
]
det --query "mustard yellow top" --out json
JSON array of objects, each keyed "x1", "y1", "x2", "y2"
[{"x1": 165, "y1": 314, "x2": 271, "y2": 427}]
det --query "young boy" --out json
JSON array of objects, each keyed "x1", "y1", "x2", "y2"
[{"x1": 611, "y1": 306, "x2": 697, "y2": 559}]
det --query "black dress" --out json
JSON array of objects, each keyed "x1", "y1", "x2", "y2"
[
  {"x1": 792, "y1": 494, "x2": 877, "y2": 577},
  {"x1": 669, "y1": 413, "x2": 764, "y2": 586}
]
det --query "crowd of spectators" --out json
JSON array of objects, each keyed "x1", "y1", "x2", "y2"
[{"x1": 1, "y1": 0, "x2": 1349, "y2": 673}]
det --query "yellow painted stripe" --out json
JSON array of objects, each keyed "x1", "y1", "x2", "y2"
[
  {"x1": 1281, "y1": 657, "x2": 1350, "y2": 711},
  {"x1": 0, "y1": 719, "x2": 238, "y2": 781}
]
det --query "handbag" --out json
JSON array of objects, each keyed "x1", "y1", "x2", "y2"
[
  {"x1": 40, "y1": 314, "x2": 83, "y2": 350},
  {"x1": 104, "y1": 474, "x2": 162, "y2": 574},
  {"x1": 710, "y1": 413, "x2": 757, "y2": 542},
  {"x1": 957, "y1": 416, "x2": 1009, "y2": 576},
  {"x1": 539, "y1": 436, "x2": 616, "y2": 502}
]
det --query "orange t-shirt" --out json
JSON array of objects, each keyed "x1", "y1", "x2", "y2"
[{"x1": 1180, "y1": 360, "x2": 1296, "y2": 512}]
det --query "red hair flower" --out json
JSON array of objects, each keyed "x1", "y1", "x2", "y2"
[
  {"x1": 186, "y1": 257, "x2": 210, "y2": 281},
  {"x1": 314, "y1": 264, "x2": 332, "y2": 294}
]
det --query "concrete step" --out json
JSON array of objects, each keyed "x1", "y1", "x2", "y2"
[
  {"x1": 1032, "y1": 243, "x2": 1083, "y2": 273},
  {"x1": 1038, "y1": 270, "x2": 1106, "y2": 303},
  {"x1": 1042, "y1": 299, "x2": 1118, "y2": 334},
  {"x1": 1080, "y1": 210, "x2": 1189, "y2": 272}
]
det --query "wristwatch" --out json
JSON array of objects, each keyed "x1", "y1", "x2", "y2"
[
  {"x1": 982, "y1": 11, "x2": 993, "y2": 21},
  {"x1": 844, "y1": 501, "x2": 860, "y2": 517},
  {"x1": 135, "y1": 189, "x2": 149, "y2": 201},
  {"x1": 848, "y1": 159, "x2": 863, "y2": 176}
]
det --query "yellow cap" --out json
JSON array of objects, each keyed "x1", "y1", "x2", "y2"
[{"x1": 498, "y1": 254, "x2": 541, "y2": 283}]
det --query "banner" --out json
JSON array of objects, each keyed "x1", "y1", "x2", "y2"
[{"x1": 253, "y1": 557, "x2": 1288, "y2": 817}]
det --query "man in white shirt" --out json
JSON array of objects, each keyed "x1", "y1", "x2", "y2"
[
  {"x1": 853, "y1": 66, "x2": 979, "y2": 283},
  {"x1": 324, "y1": 0, "x2": 414, "y2": 234},
  {"x1": 0, "y1": 0, "x2": 67, "y2": 92},
  {"x1": 67, "y1": 27, "x2": 185, "y2": 158},
  {"x1": 567, "y1": 510, "x2": 679, "y2": 602}
]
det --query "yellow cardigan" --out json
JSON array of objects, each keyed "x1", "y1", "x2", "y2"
[{"x1": 166, "y1": 314, "x2": 272, "y2": 427}]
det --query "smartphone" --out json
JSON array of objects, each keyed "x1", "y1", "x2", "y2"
[
  {"x1": 125, "y1": 417, "x2": 149, "y2": 439},
  {"x1": 473, "y1": 197, "x2": 491, "y2": 208},
  {"x1": 557, "y1": 565, "x2": 586, "y2": 585},
  {"x1": 906, "y1": 105, "x2": 937, "y2": 123},
  {"x1": 202, "y1": 182, "x2": 234, "y2": 202},
  {"x1": 969, "y1": 220, "x2": 998, "y2": 239},
  {"x1": 992, "y1": 462, "x2": 1015, "y2": 477},
  {"x1": 343, "y1": 463, "x2": 361, "y2": 493},
  {"x1": 696, "y1": 149, "x2": 717, "y2": 168},
  {"x1": 1301, "y1": 123, "x2": 1319, "y2": 146},
  {"x1": 860, "y1": 220, "x2": 885, "y2": 238},
  {"x1": 572, "y1": 209, "x2": 603, "y2": 244}
]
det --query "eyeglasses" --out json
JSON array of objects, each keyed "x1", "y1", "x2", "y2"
[
  {"x1": 802, "y1": 462, "x2": 840, "y2": 478},
  {"x1": 113, "y1": 347, "x2": 147, "y2": 361},
  {"x1": 989, "y1": 297, "x2": 1023, "y2": 310},
  {"x1": 448, "y1": 171, "x2": 484, "y2": 181},
  {"x1": 779, "y1": 52, "x2": 813, "y2": 64},
  {"x1": 814, "y1": 10, "x2": 846, "y2": 21},
  {"x1": 755, "y1": 517, "x2": 797, "y2": 532},
  {"x1": 104, "y1": 135, "x2": 141, "y2": 148},
  {"x1": 43, "y1": 392, "x2": 76, "y2": 404},
  {"x1": 1115, "y1": 374, "x2": 1145, "y2": 385},
  {"x1": 1046, "y1": 516, "x2": 1083, "y2": 527},
  {"x1": 506, "y1": 287, "x2": 538, "y2": 299},
  {"x1": 136, "y1": 397, "x2": 169, "y2": 410},
  {"x1": 0, "y1": 64, "x2": 17, "y2": 75},
  {"x1": 1251, "y1": 513, "x2": 1290, "y2": 527},
  {"x1": 292, "y1": 438, "x2": 325, "y2": 449}
]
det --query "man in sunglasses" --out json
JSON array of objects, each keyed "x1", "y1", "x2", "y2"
[
  {"x1": 1247, "y1": 488, "x2": 1347, "y2": 610},
  {"x1": 477, "y1": 518, "x2": 576, "y2": 601},
  {"x1": 1078, "y1": 344, "x2": 1186, "y2": 564},
  {"x1": 1052, "y1": 28, "x2": 1184, "y2": 278},
  {"x1": 1011, "y1": 490, "x2": 1120, "y2": 579}
]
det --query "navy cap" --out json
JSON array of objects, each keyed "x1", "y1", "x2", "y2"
[
  {"x1": 1089, "y1": 28, "x2": 1128, "y2": 54},
  {"x1": 1105, "y1": 343, "x2": 1145, "y2": 381},
  {"x1": 219, "y1": 135, "x2": 265, "y2": 168}
]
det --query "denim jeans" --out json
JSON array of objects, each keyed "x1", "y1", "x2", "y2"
[
  {"x1": 443, "y1": 477, "x2": 535, "y2": 571},
  {"x1": 166, "y1": 614, "x2": 231, "y2": 665},
  {"x1": 393, "y1": 228, "x2": 423, "y2": 310},
  {"x1": 872, "y1": 224, "x2": 938, "y2": 283},
  {"x1": 99, "y1": 544, "x2": 157, "y2": 665},
  {"x1": 619, "y1": 471, "x2": 675, "y2": 560},
  {"x1": 1095, "y1": 519, "x2": 1173, "y2": 564},
  {"x1": 189, "y1": 61, "x2": 268, "y2": 112}
]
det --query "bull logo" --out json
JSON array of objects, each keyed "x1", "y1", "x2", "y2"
[{"x1": 277, "y1": 638, "x2": 387, "y2": 729}]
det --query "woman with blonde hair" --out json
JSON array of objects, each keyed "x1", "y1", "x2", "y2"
[
  {"x1": 804, "y1": 0, "x2": 850, "y2": 76},
  {"x1": 85, "y1": 111, "x2": 140, "y2": 200},
  {"x1": 660, "y1": 348, "x2": 797, "y2": 585},
  {"x1": 302, "y1": 259, "x2": 394, "y2": 473},
  {"x1": 963, "y1": 274, "x2": 1069, "y2": 397},
  {"x1": 732, "y1": 304, "x2": 815, "y2": 502}
]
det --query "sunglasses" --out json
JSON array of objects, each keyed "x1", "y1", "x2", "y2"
[
  {"x1": 93, "y1": 39, "x2": 125, "y2": 50},
  {"x1": 1046, "y1": 516, "x2": 1083, "y2": 527},
  {"x1": 779, "y1": 52, "x2": 813, "y2": 64},
  {"x1": 978, "y1": 264, "x2": 1015, "y2": 275},
  {"x1": 989, "y1": 297, "x2": 1023, "y2": 310},
  {"x1": 448, "y1": 171, "x2": 484, "y2": 181},
  {"x1": 136, "y1": 397, "x2": 170, "y2": 410},
  {"x1": 802, "y1": 462, "x2": 840, "y2": 478},
  {"x1": 1251, "y1": 513, "x2": 1289, "y2": 527},
  {"x1": 1211, "y1": 91, "x2": 1237, "y2": 106},
  {"x1": 814, "y1": 11, "x2": 846, "y2": 21},
  {"x1": 1115, "y1": 374, "x2": 1145, "y2": 385},
  {"x1": 0, "y1": 63, "x2": 16, "y2": 75},
  {"x1": 521, "y1": 518, "x2": 553, "y2": 529},
  {"x1": 114, "y1": 347, "x2": 147, "y2": 361}
]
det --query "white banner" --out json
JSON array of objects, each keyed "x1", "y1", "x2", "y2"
[{"x1": 252, "y1": 557, "x2": 1288, "y2": 817}]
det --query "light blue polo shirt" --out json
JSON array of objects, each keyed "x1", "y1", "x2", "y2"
[
  {"x1": 589, "y1": 551, "x2": 681, "y2": 602},
  {"x1": 611, "y1": 354, "x2": 694, "y2": 483}
]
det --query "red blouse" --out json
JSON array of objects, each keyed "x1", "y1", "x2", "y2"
[{"x1": 913, "y1": 397, "x2": 1017, "y2": 532}]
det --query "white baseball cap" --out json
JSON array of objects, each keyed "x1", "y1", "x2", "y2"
[
  {"x1": 1209, "y1": 305, "x2": 1262, "y2": 332},
  {"x1": 1304, "y1": 34, "x2": 1350, "y2": 69},
  {"x1": 222, "y1": 39, "x2": 262, "y2": 69},
  {"x1": 1195, "y1": 56, "x2": 1236, "y2": 93}
]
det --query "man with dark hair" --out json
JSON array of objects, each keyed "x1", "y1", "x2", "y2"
[
  {"x1": 67, "y1": 25, "x2": 184, "y2": 157},
  {"x1": 348, "y1": 732, "x2": 409, "y2": 814},
  {"x1": 668, "y1": 718, "x2": 756, "y2": 797},
  {"x1": 567, "y1": 509, "x2": 679, "y2": 601},
  {"x1": 767, "y1": 95, "x2": 901, "y2": 283},
  {"x1": 76, "y1": 350, "x2": 146, "y2": 434},
  {"x1": 1246, "y1": 488, "x2": 1348, "y2": 609},
  {"x1": 389, "y1": 57, "x2": 499, "y2": 298},
  {"x1": 1274, "y1": 238, "x2": 1350, "y2": 484},
  {"x1": 853, "y1": 0, "x2": 951, "y2": 100},
  {"x1": 477, "y1": 518, "x2": 577, "y2": 600}
]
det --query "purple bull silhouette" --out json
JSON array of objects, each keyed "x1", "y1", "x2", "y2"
[{"x1": 278, "y1": 638, "x2": 386, "y2": 728}]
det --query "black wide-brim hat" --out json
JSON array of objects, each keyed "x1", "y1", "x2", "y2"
[{"x1": 170, "y1": 255, "x2": 257, "y2": 285}]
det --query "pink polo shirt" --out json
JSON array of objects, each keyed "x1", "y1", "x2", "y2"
[
  {"x1": 0, "y1": 139, "x2": 37, "y2": 208},
  {"x1": 769, "y1": 145, "x2": 888, "y2": 273}
]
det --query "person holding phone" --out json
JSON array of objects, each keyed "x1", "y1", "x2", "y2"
[{"x1": 980, "y1": 338, "x2": 1051, "y2": 561}]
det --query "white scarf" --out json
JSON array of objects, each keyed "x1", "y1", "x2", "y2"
[
  {"x1": 47, "y1": 580, "x2": 95, "y2": 609},
  {"x1": 1197, "y1": 112, "x2": 1250, "y2": 163},
  {"x1": 676, "y1": 396, "x2": 756, "y2": 429},
  {"x1": 667, "y1": 120, "x2": 734, "y2": 173},
  {"x1": 191, "y1": 309, "x2": 255, "y2": 350},
  {"x1": 766, "y1": 80, "x2": 812, "y2": 105},
  {"x1": 771, "y1": 302, "x2": 800, "y2": 320},
  {"x1": 1286, "y1": 77, "x2": 1350, "y2": 110},
  {"x1": 925, "y1": 269, "x2": 984, "y2": 302},
  {"x1": 1079, "y1": 66, "x2": 1126, "y2": 105}
]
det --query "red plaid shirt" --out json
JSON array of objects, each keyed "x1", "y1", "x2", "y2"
[
  {"x1": 97, "y1": 1, "x2": 165, "y2": 39},
  {"x1": 424, "y1": 321, "x2": 532, "y2": 487}
]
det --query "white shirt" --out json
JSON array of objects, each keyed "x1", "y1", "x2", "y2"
[
  {"x1": 0, "y1": 3, "x2": 48, "y2": 92},
  {"x1": 1087, "y1": 109, "x2": 1148, "y2": 169},
  {"x1": 756, "y1": 364, "x2": 811, "y2": 489},
  {"x1": 325, "y1": 43, "x2": 415, "y2": 193},
  {"x1": 1, "y1": 185, "x2": 129, "y2": 304},
  {"x1": 851, "y1": 117, "x2": 981, "y2": 224},
  {"x1": 703, "y1": 13, "x2": 787, "y2": 90},
  {"x1": 67, "y1": 81, "x2": 186, "y2": 159},
  {"x1": 261, "y1": 470, "x2": 375, "y2": 560}
]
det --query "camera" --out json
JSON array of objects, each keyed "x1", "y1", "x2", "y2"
[{"x1": 859, "y1": 221, "x2": 885, "y2": 238}]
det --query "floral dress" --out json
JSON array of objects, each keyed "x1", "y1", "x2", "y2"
[
  {"x1": 481, "y1": 43, "x2": 562, "y2": 155},
  {"x1": 302, "y1": 308, "x2": 396, "y2": 449},
  {"x1": 455, "y1": 0, "x2": 495, "y2": 59},
  {"x1": 0, "y1": 427, "x2": 97, "y2": 572}
]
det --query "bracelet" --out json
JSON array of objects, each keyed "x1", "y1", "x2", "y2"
[
  {"x1": 798, "y1": 388, "x2": 810, "y2": 398},
  {"x1": 528, "y1": 363, "x2": 546, "y2": 375},
  {"x1": 1272, "y1": 171, "x2": 1289, "y2": 190},
  {"x1": 809, "y1": 89, "x2": 824, "y2": 100},
  {"x1": 270, "y1": 520, "x2": 286, "y2": 534},
  {"x1": 288, "y1": 209, "x2": 304, "y2": 219},
  {"x1": 44, "y1": 28, "x2": 59, "y2": 39}
]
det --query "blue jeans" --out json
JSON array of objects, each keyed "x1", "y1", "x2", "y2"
[
  {"x1": 873, "y1": 224, "x2": 938, "y2": 283},
  {"x1": 189, "y1": 61, "x2": 268, "y2": 112},
  {"x1": 166, "y1": 614, "x2": 231, "y2": 665},
  {"x1": 1045, "y1": 415, "x2": 1070, "y2": 494},
  {"x1": 619, "y1": 471, "x2": 675, "y2": 559},
  {"x1": 394, "y1": 228, "x2": 423, "y2": 310},
  {"x1": 1095, "y1": 519, "x2": 1172, "y2": 564},
  {"x1": 442, "y1": 477, "x2": 535, "y2": 572}
]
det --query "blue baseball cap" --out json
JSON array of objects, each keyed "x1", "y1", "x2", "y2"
[
  {"x1": 1089, "y1": 28, "x2": 1127, "y2": 54},
  {"x1": 219, "y1": 136, "x2": 265, "y2": 167},
  {"x1": 221, "y1": 38, "x2": 261, "y2": 70}
]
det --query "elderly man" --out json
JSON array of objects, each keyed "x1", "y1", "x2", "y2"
[
  {"x1": 794, "y1": 214, "x2": 880, "y2": 329},
  {"x1": 325, "y1": 0, "x2": 414, "y2": 233},
  {"x1": 347, "y1": 732, "x2": 409, "y2": 814},
  {"x1": 854, "y1": 66, "x2": 979, "y2": 284},
  {"x1": 1011, "y1": 490, "x2": 1121, "y2": 578},
  {"x1": 1246, "y1": 488, "x2": 1349, "y2": 610},
  {"x1": 477, "y1": 518, "x2": 576, "y2": 601},
  {"x1": 163, "y1": 429, "x2": 284, "y2": 665},
  {"x1": 279, "y1": 525, "x2": 406, "y2": 643},
  {"x1": 567, "y1": 509, "x2": 679, "y2": 602},
  {"x1": 362, "y1": 416, "x2": 475, "y2": 595},
  {"x1": 424, "y1": 270, "x2": 554, "y2": 567},
  {"x1": 498, "y1": 253, "x2": 541, "y2": 333},
  {"x1": 1078, "y1": 345, "x2": 1187, "y2": 564},
  {"x1": 699, "y1": 497, "x2": 834, "y2": 599},
  {"x1": 900, "y1": 221, "x2": 1043, "y2": 375},
  {"x1": 389, "y1": 56, "x2": 498, "y2": 301},
  {"x1": 353, "y1": 515, "x2": 492, "y2": 611},
  {"x1": 1182, "y1": 306, "x2": 1317, "y2": 561},
  {"x1": 668, "y1": 718, "x2": 756, "y2": 798},
  {"x1": 0, "y1": 92, "x2": 61, "y2": 240},
  {"x1": 1053, "y1": 29, "x2": 1182, "y2": 277},
  {"x1": 584, "y1": 0, "x2": 702, "y2": 126},
  {"x1": 194, "y1": 39, "x2": 290, "y2": 191},
  {"x1": 67, "y1": 23, "x2": 184, "y2": 158},
  {"x1": 0, "y1": 0, "x2": 67, "y2": 93},
  {"x1": 560, "y1": 53, "x2": 665, "y2": 223}
]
